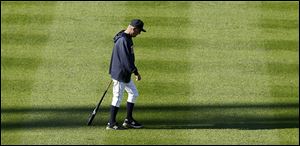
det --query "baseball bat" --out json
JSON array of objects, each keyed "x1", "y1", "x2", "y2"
[{"x1": 87, "y1": 80, "x2": 112, "y2": 126}]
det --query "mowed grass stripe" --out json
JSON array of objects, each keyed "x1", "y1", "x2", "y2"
[
  {"x1": 187, "y1": 1, "x2": 298, "y2": 144},
  {"x1": 258, "y1": 1, "x2": 299, "y2": 104},
  {"x1": 1, "y1": 2, "x2": 56, "y2": 144},
  {"x1": 187, "y1": 2, "x2": 266, "y2": 103},
  {"x1": 1, "y1": 2, "x2": 55, "y2": 106},
  {"x1": 187, "y1": 1, "x2": 298, "y2": 100},
  {"x1": 28, "y1": 2, "x2": 109, "y2": 107}
]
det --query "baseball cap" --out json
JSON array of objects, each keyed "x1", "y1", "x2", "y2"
[{"x1": 130, "y1": 19, "x2": 146, "y2": 32}]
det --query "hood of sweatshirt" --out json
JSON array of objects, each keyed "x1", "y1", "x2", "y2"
[{"x1": 113, "y1": 30, "x2": 126, "y2": 43}]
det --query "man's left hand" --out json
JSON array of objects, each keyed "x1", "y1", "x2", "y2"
[{"x1": 135, "y1": 74, "x2": 141, "y2": 81}]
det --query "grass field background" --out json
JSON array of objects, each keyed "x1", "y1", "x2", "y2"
[{"x1": 1, "y1": 1, "x2": 299, "y2": 144}]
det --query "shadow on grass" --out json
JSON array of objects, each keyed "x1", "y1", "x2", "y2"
[{"x1": 1, "y1": 103, "x2": 299, "y2": 130}]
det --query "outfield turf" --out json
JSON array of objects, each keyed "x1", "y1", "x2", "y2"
[{"x1": 1, "y1": 1, "x2": 299, "y2": 145}]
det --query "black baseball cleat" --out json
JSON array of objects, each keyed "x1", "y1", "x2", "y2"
[
  {"x1": 122, "y1": 118, "x2": 143, "y2": 129},
  {"x1": 106, "y1": 122, "x2": 125, "y2": 130}
]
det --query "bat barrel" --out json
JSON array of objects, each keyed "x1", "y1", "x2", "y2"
[
  {"x1": 86, "y1": 80, "x2": 112, "y2": 126},
  {"x1": 87, "y1": 114, "x2": 95, "y2": 126}
]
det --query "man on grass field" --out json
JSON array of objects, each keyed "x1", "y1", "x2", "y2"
[{"x1": 107, "y1": 19, "x2": 146, "y2": 130}]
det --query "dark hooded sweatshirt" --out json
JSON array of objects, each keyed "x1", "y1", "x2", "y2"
[{"x1": 109, "y1": 30, "x2": 139, "y2": 83}]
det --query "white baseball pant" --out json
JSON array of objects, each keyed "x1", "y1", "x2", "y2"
[{"x1": 111, "y1": 79, "x2": 139, "y2": 107}]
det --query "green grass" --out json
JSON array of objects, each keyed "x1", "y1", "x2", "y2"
[{"x1": 1, "y1": 1, "x2": 299, "y2": 145}]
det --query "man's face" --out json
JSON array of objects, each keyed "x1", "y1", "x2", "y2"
[{"x1": 131, "y1": 27, "x2": 141, "y2": 37}]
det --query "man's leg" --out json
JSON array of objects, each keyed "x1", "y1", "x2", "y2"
[
  {"x1": 123, "y1": 80, "x2": 143, "y2": 128},
  {"x1": 125, "y1": 80, "x2": 139, "y2": 120},
  {"x1": 108, "y1": 79, "x2": 125, "y2": 128}
]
